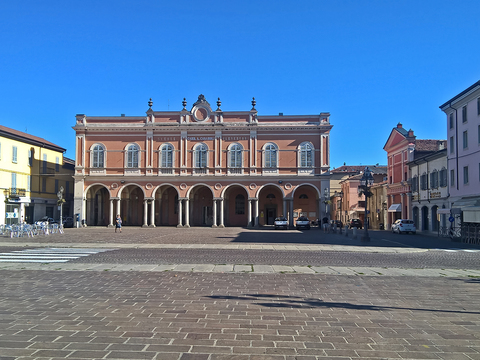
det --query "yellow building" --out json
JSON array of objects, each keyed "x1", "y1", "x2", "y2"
[{"x1": 0, "y1": 125, "x2": 74, "y2": 225}]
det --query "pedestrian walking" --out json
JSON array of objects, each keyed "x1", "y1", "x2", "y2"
[
  {"x1": 115, "y1": 214, "x2": 122, "y2": 233},
  {"x1": 322, "y1": 216, "x2": 329, "y2": 233}
]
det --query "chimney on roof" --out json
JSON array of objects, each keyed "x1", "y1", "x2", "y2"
[
  {"x1": 279, "y1": 112, "x2": 283, "y2": 116},
  {"x1": 408, "y1": 129, "x2": 414, "y2": 137},
  {"x1": 121, "y1": 114, "x2": 125, "y2": 117},
  {"x1": 397, "y1": 122, "x2": 402, "y2": 128}
]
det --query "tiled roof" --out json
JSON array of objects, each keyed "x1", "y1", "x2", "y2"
[
  {"x1": 331, "y1": 165, "x2": 387, "y2": 174},
  {"x1": 415, "y1": 139, "x2": 447, "y2": 152},
  {"x1": 0, "y1": 125, "x2": 65, "y2": 151}
]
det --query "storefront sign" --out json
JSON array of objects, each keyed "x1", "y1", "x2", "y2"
[
  {"x1": 430, "y1": 191, "x2": 441, "y2": 199},
  {"x1": 6, "y1": 212, "x2": 18, "y2": 218}
]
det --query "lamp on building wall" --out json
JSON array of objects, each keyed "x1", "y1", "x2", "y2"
[
  {"x1": 57, "y1": 186, "x2": 64, "y2": 229},
  {"x1": 358, "y1": 167, "x2": 374, "y2": 242}
]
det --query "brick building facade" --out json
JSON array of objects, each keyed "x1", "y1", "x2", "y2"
[{"x1": 73, "y1": 96, "x2": 332, "y2": 228}]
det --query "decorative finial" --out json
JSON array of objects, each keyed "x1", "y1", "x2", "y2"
[
  {"x1": 148, "y1": 98, "x2": 153, "y2": 108},
  {"x1": 182, "y1": 98, "x2": 187, "y2": 110},
  {"x1": 216, "y1": 97, "x2": 222, "y2": 111},
  {"x1": 251, "y1": 97, "x2": 256, "y2": 110}
]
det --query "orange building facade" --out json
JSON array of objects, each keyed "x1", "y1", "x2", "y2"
[{"x1": 73, "y1": 95, "x2": 332, "y2": 228}]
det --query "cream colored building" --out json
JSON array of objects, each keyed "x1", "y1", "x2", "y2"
[{"x1": 0, "y1": 125, "x2": 74, "y2": 225}]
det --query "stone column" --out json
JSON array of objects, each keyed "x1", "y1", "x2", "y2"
[
  {"x1": 82, "y1": 198, "x2": 87, "y2": 227},
  {"x1": 219, "y1": 199, "x2": 225, "y2": 228},
  {"x1": 142, "y1": 200, "x2": 148, "y2": 227},
  {"x1": 254, "y1": 199, "x2": 260, "y2": 227},
  {"x1": 247, "y1": 199, "x2": 253, "y2": 228},
  {"x1": 283, "y1": 199, "x2": 287, "y2": 218},
  {"x1": 177, "y1": 199, "x2": 183, "y2": 228},
  {"x1": 184, "y1": 199, "x2": 190, "y2": 228},
  {"x1": 289, "y1": 199, "x2": 295, "y2": 228},
  {"x1": 108, "y1": 199, "x2": 114, "y2": 228},
  {"x1": 116, "y1": 199, "x2": 121, "y2": 220},
  {"x1": 212, "y1": 199, "x2": 218, "y2": 228},
  {"x1": 149, "y1": 199, "x2": 155, "y2": 227}
]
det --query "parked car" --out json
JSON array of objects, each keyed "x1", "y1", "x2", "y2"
[
  {"x1": 274, "y1": 217, "x2": 288, "y2": 230},
  {"x1": 348, "y1": 219, "x2": 362, "y2": 229},
  {"x1": 295, "y1": 216, "x2": 311, "y2": 230},
  {"x1": 35, "y1": 217, "x2": 58, "y2": 225},
  {"x1": 391, "y1": 219, "x2": 416, "y2": 234},
  {"x1": 63, "y1": 217, "x2": 74, "y2": 228}
]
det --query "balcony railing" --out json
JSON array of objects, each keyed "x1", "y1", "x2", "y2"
[{"x1": 8, "y1": 188, "x2": 26, "y2": 197}]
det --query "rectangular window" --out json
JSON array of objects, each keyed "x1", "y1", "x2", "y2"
[
  {"x1": 449, "y1": 113, "x2": 454, "y2": 129},
  {"x1": 440, "y1": 169, "x2": 448, "y2": 187},
  {"x1": 55, "y1": 157, "x2": 60, "y2": 172},
  {"x1": 478, "y1": 125, "x2": 480, "y2": 145},
  {"x1": 12, "y1": 146, "x2": 17, "y2": 163},
  {"x1": 450, "y1": 136, "x2": 454, "y2": 153},
  {"x1": 42, "y1": 178, "x2": 46, "y2": 192},
  {"x1": 430, "y1": 171, "x2": 438, "y2": 189},
  {"x1": 420, "y1": 174, "x2": 427, "y2": 190},
  {"x1": 27, "y1": 175, "x2": 31, "y2": 192},
  {"x1": 478, "y1": 97, "x2": 480, "y2": 116},
  {"x1": 450, "y1": 169, "x2": 455, "y2": 186},
  {"x1": 55, "y1": 179, "x2": 59, "y2": 193},
  {"x1": 463, "y1": 166, "x2": 469, "y2": 184},
  {"x1": 28, "y1": 149, "x2": 33, "y2": 166},
  {"x1": 0, "y1": 142, "x2": 2, "y2": 160},
  {"x1": 43, "y1": 154, "x2": 47, "y2": 173},
  {"x1": 463, "y1": 130, "x2": 468, "y2": 149},
  {"x1": 11, "y1": 173, "x2": 17, "y2": 188},
  {"x1": 66, "y1": 181, "x2": 69, "y2": 197},
  {"x1": 462, "y1": 105, "x2": 467, "y2": 123}
]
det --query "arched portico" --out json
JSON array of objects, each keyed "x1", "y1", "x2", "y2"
[
  {"x1": 85, "y1": 184, "x2": 111, "y2": 226},
  {"x1": 153, "y1": 184, "x2": 180, "y2": 226},
  {"x1": 186, "y1": 184, "x2": 215, "y2": 227},
  {"x1": 118, "y1": 184, "x2": 145, "y2": 226},
  {"x1": 292, "y1": 184, "x2": 320, "y2": 226},
  {"x1": 256, "y1": 184, "x2": 285, "y2": 226},
  {"x1": 222, "y1": 184, "x2": 250, "y2": 227}
]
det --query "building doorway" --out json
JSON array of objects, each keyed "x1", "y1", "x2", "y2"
[{"x1": 265, "y1": 207, "x2": 276, "y2": 225}]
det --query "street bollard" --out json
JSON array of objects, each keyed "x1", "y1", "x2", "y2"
[
  {"x1": 345, "y1": 227, "x2": 349, "y2": 237},
  {"x1": 352, "y1": 227, "x2": 357, "y2": 239}
]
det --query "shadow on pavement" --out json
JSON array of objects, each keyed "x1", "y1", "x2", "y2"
[{"x1": 207, "y1": 293, "x2": 480, "y2": 314}]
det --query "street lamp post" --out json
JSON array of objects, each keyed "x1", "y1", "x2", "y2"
[
  {"x1": 358, "y1": 167, "x2": 374, "y2": 242},
  {"x1": 334, "y1": 191, "x2": 344, "y2": 224},
  {"x1": 57, "y1": 186, "x2": 64, "y2": 229}
]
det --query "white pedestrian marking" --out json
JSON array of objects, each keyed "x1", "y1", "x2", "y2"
[
  {"x1": 432, "y1": 248, "x2": 480, "y2": 252},
  {"x1": 0, "y1": 248, "x2": 114, "y2": 263}
]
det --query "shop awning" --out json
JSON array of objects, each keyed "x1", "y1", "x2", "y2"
[
  {"x1": 463, "y1": 207, "x2": 480, "y2": 223},
  {"x1": 388, "y1": 204, "x2": 402, "y2": 212},
  {"x1": 436, "y1": 208, "x2": 452, "y2": 215},
  {"x1": 452, "y1": 196, "x2": 480, "y2": 209}
]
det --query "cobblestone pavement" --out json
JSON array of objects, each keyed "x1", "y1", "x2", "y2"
[
  {"x1": 0, "y1": 270, "x2": 479, "y2": 360},
  {"x1": 1, "y1": 227, "x2": 479, "y2": 359}
]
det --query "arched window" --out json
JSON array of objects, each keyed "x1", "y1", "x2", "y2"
[
  {"x1": 229, "y1": 143, "x2": 243, "y2": 168},
  {"x1": 160, "y1": 143, "x2": 174, "y2": 174},
  {"x1": 194, "y1": 143, "x2": 208, "y2": 173},
  {"x1": 299, "y1": 194, "x2": 308, "y2": 199},
  {"x1": 92, "y1": 144, "x2": 105, "y2": 168},
  {"x1": 299, "y1": 142, "x2": 314, "y2": 167},
  {"x1": 264, "y1": 143, "x2": 278, "y2": 168},
  {"x1": 126, "y1": 144, "x2": 139, "y2": 168},
  {"x1": 235, "y1": 194, "x2": 245, "y2": 214}
]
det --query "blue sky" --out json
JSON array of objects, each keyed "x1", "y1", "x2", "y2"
[{"x1": 1, "y1": 0, "x2": 479, "y2": 168}]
